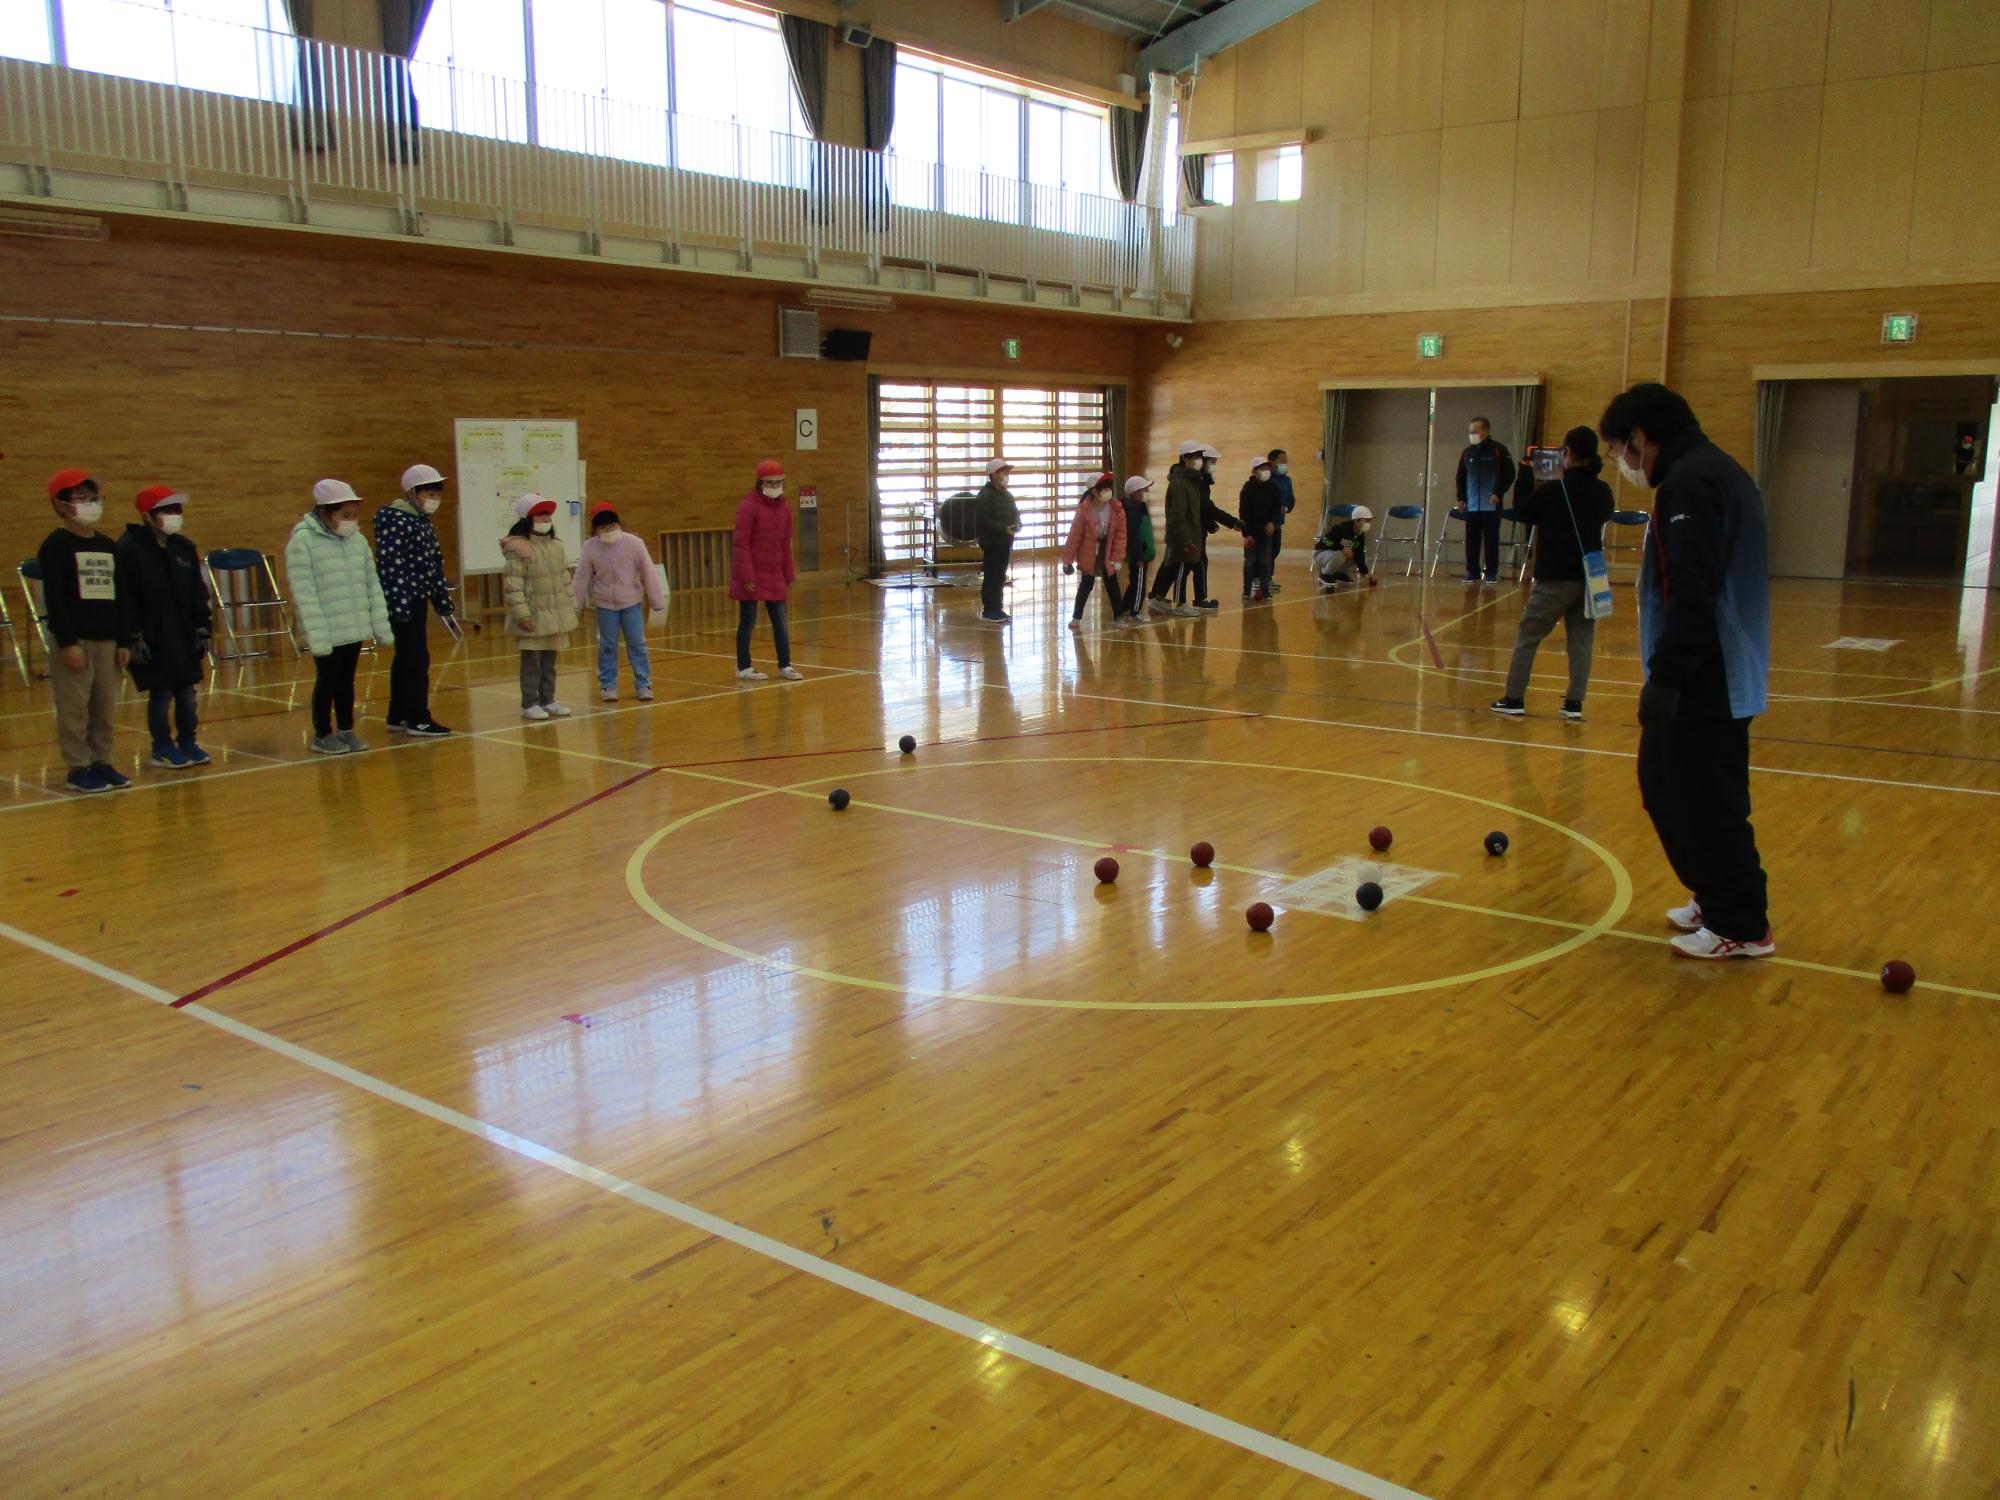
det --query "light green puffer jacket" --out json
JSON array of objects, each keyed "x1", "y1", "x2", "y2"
[{"x1": 286, "y1": 511, "x2": 393, "y2": 656}]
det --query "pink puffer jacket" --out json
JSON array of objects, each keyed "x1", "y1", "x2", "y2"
[
  {"x1": 729, "y1": 490, "x2": 796, "y2": 602},
  {"x1": 1060, "y1": 496, "x2": 1128, "y2": 575}
]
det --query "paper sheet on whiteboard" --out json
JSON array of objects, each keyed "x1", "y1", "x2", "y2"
[{"x1": 453, "y1": 419, "x2": 582, "y2": 575}]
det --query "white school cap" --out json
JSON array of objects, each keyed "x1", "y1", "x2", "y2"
[
  {"x1": 986, "y1": 457, "x2": 1012, "y2": 476},
  {"x1": 1177, "y1": 439, "x2": 1204, "y2": 458},
  {"x1": 401, "y1": 463, "x2": 446, "y2": 491},
  {"x1": 1124, "y1": 476, "x2": 1154, "y2": 497},
  {"x1": 312, "y1": 478, "x2": 359, "y2": 506}
]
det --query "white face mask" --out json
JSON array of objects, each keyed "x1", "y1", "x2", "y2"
[
  {"x1": 1275, "y1": 463, "x2": 1288, "y2": 476},
  {"x1": 761, "y1": 482, "x2": 784, "y2": 497},
  {"x1": 334, "y1": 517, "x2": 360, "y2": 538},
  {"x1": 532, "y1": 518, "x2": 555, "y2": 535},
  {"x1": 1615, "y1": 437, "x2": 1648, "y2": 487},
  {"x1": 1468, "y1": 432, "x2": 1484, "y2": 446},
  {"x1": 597, "y1": 525, "x2": 620, "y2": 539},
  {"x1": 157, "y1": 512, "x2": 185, "y2": 535},
  {"x1": 420, "y1": 494, "x2": 442, "y2": 515},
  {"x1": 71, "y1": 499, "x2": 103, "y2": 525},
  {"x1": 1254, "y1": 469, "x2": 1271, "y2": 483},
  {"x1": 1204, "y1": 459, "x2": 1217, "y2": 473}
]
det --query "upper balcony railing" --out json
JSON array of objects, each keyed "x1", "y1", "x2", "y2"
[{"x1": 0, "y1": 6, "x2": 1193, "y2": 316}]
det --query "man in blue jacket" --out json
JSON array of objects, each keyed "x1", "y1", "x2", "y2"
[
  {"x1": 1455, "y1": 417, "x2": 1514, "y2": 583},
  {"x1": 1599, "y1": 382, "x2": 1774, "y2": 960}
]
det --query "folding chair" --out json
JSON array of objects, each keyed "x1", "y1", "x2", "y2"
[
  {"x1": 206, "y1": 547, "x2": 301, "y2": 659},
  {"x1": 1605, "y1": 510, "x2": 1650, "y2": 578},
  {"x1": 1427, "y1": 507, "x2": 1470, "y2": 577},
  {"x1": 1375, "y1": 504, "x2": 1426, "y2": 577},
  {"x1": 0, "y1": 569, "x2": 34, "y2": 683},
  {"x1": 16, "y1": 560, "x2": 56, "y2": 675},
  {"x1": 1499, "y1": 507, "x2": 1534, "y2": 582}
]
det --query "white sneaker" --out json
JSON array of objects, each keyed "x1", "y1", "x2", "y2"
[
  {"x1": 544, "y1": 702, "x2": 572, "y2": 718},
  {"x1": 1067, "y1": 619, "x2": 1081, "y2": 632},
  {"x1": 737, "y1": 667, "x2": 767, "y2": 681},
  {"x1": 601, "y1": 689, "x2": 619, "y2": 703},
  {"x1": 1671, "y1": 927, "x2": 1776, "y2": 960},
  {"x1": 522, "y1": 704, "x2": 550, "y2": 721},
  {"x1": 1666, "y1": 900, "x2": 1703, "y2": 931},
  {"x1": 778, "y1": 666, "x2": 804, "y2": 680}
]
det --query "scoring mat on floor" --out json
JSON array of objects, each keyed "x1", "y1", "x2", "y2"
[{"x1": 1280, "y1": 858, "x2": 1447, "y2": 922}]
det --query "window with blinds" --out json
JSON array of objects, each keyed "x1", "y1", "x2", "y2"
[{"x1": 875, "y1": 381, "x2": 1111, "y2": 563}]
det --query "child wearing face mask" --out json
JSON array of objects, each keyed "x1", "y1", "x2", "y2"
[
  {"x1": 1312, "y1": 507, "x2": 1374, "y2": 589},
  {"x1": 574, "y1": 502, "x2": 666, "y2": 702},
  {"x1": 37, "y1": 468, "x2": 132, "y2": 794},
  {"x1": 287, "y1": 478, "x2": 393, "y2": 755},
  {"x1": 373, "y1": 462, "x2": 456, "y2": 737},
  {"x1": 1061, "y1": 471, "x2": 1127, "y2": 631},
  {"x1": 1118, "y1": 475, "x2": 1157, "y2": 625},
  {"x1": 501, "y1": 493, "x2": 580, "y2": 719},
  {"x1": 1267, "y1": 449, "x2": 1295, "y2": 590},
  {"x1": 116, "y1": 486, "x2": 213, "y2": 770},
  {"x1": 731, "y1": 461, "x2": 801, "y2": 681},
  {"x1": 1237, "y1": 458, "x2": 1284, "y2": 603}
]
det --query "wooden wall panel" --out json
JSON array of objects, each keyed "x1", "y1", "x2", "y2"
[
  {"x1": 1589, "y1": 106, "x2": 1645, "y2": 283},
  {"x1": 1300, "y1": 0, "x2": 1375, "y2": 141},
  {"x1": 1826, "y1": 0, "x2": 1932, "y2": 81},
  {"x1": 1511, "y1": 112, "x2": 1597, "y2": 286},
  {"x1": 1519, "y1": 0, "x2": 1604, "y2": 118},
  {"x1": 1368, "y1": 0, "x2": 1449, "y2": 136},
  {"x1": 1597, "y1": 0, "x2": 1652, "y2": 109},
  {"x1": 1926, "y1": 0, "x2": 2000, "y2": 71},
  {"x1": 1673, "y1": 94, "x2": 1728, "y2": 278},
  {"x1": 1232, "y1": 26, "x2": 1305, "y2": 136},
  {"x1": 1731, "y1": 0, "x2": 1831, "y2": 92},
  {"x1": 1363, "y1": 132, "x2": 1443, "y2": 292},
  {"x1": 1686, "y1": 0, "x2": 1738, "y2": 97},
  {"x1": 1811, "y1": 75, "x2": 1923, "y2": 271},
  {"x1": 0, "y1": 218, "x2": 1142, "y2": 579},
  {"x1": 1717, "y1": 86, "x2": 1821, "y2": 273},
  {"x1": 1233, "y1": 203, "x2": 1301, "y2": 303},
  {"x1": 1293, "y1": 138, "x2": 1370, "y2": 297},
  {"x1": 1436, "y1": 123, "x2": 1519, "y2": 289},
  {"x1": 1441, "y1": 0, "x2": 1525, "y2": 129},
  {"x1": 1909, "y1": 64, "x2": 2000, "y2": 271}
]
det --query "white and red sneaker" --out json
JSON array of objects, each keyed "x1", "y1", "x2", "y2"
[
  {"x1": 1666, "y1": 900, "x2": 1703, "y2": 931},
  {"x1": 1671, "y1": 927, "x2": 1775, "y2": 960}
]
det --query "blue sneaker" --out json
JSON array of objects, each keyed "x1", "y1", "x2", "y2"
[
  {"x1": 151, "y1": 744, "x2": 190, "y2": 769},
  {"x1": 178, "y1": 743, "x2": 211, "y2": 765},
  {"x1": 63, "y1": 767, "x2": 110, "y2": 795},
  {"x1": 91, "y1": 762, "x2": 133, "y2": 790}
]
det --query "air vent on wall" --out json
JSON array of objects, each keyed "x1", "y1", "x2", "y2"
[
  {"x1": 778, "y1": 307, "x2": 821, "y2": 359},
  {"x1": 841, "y1": 23, "x2": 873, "y2": 48},
  {"x1": 803, "y1": 287, "x2": 896, "y2": 313},
  {"x1": 0, "y1": 208, "x2": 106, "y2": 241}
]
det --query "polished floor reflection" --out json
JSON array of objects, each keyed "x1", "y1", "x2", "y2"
[{"x1": 2, "y1": 561, "x2": 1996, "y2": 1499}]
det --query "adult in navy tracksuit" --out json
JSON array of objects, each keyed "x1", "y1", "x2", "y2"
[
  {"x1": 1600, "y1": 382, "x2": 1774, "y2": 961},
  {"x1": 1455, "y1": 418, "x2": 1514, "y2": 583}
]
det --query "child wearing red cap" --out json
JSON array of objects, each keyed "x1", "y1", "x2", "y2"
[
  {"x1": 501, "y1": 493, "x2": 578, "y2": 719},
  {"x1": 37, "y1": 468, "x2": 132, "y2": 794},
  {"x1": 730, "y1": 462, "x2": 801, "y2": 682},
  {"x1": 573, "y1": 502, "x2": 665, "y2": 703},
  {"x1": 116, "y1": 486, "x2": 213, "y2": 769},
  {"x1": 1060, "y1": 472, "x2": 1127, "y2": 631}
]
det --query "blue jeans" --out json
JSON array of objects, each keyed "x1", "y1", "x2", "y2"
[
  {"x1": 594, "y1": 604, "x2": 650, "y2": 693},
  {"x1": 737, "y1": 600, "x2": 790, "y2": 668},
  {"x1": 147, "y1": 684, "x2": 198, "y2": 749}
]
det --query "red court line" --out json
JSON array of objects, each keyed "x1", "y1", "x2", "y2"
[
  {"x1": 1420, "y1": 616, "x2": 1444, "y2": 668},
  {"x1": 172, "y1": 767, "x2": 658, "y2": 1008}
]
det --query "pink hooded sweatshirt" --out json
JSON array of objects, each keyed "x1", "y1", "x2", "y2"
[
  {"x1": 573, "y1": 528, "x2": 666, "y2": 611},
  {"x1": 729, "y1": 489, "x2": 796, "y2": 603}
]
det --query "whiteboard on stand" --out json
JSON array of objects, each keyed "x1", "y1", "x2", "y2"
[{"x1": 454, "y1": 419, "x2": 584, "y2": 576}]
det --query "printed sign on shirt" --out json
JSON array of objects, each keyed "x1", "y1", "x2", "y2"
[{"x1": 76, "y1": 552, "x2": 115, "y2": 601}]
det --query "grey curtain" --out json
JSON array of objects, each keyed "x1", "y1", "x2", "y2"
[
  {"x1": 861, "y1": 39, "x2": 897, "y2": 151},
  {"x1": 779, "y1": 16, "x2": 831, "y2": 140},
  {"x1": 1110, "y1": 102, "x2": 1150, "y2": 203},
  {"x1": 1754, "y1": 380, "x2": 1786, "y2": 482},
  {"x1": 283, "y1": 0, "x2": 314, "y2": 30},
  {"x1": 867, "y1": 376, "x2": 887, "y2": 574},
  {"x1": 1320, "y1": 389, "x2": 1348, "y2": 534},
  {"x1": 1511, "y1": 383, "x2": 1542, "y2": 462},
  {"x1": 1179, "y1": 151, "x2": 1208, "y2": 208},
  {"x1": 375, "y1": 1, "x2": 433, "y2": 164}
]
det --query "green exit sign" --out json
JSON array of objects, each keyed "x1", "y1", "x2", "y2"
[
  {"x1": 1418, "y1": 333, "x2": 1444, "y2": 360},
  {"x1": 1003, "y1": 337, "x2": 1021, "y2": 360},
  {"x1": 1882, "y1": 313, "x2": 1918, "y2": 344}
]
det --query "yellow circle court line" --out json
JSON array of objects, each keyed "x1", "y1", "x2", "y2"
[{"x1": 625, "y1": 755, "x2": 1635, "y2": 1011}]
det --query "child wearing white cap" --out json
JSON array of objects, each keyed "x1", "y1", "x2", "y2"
[
  {"x1": 1118, "y1": 475, "x2": 1157, "y2": 624},
  {"x1": 286, "y1": 478, "x2": 393, "y2": 755},
  {"x1": 373, "y1": 463, "x2": 455, "y2": 737},
  {"x1": 973, "y1": 457, "x2": 1019, "y2": 624}
]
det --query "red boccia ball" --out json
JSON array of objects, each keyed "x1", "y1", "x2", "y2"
[
  {"x1": 1879, "y1": 960, "x2": 1915, "y2": 994},
  {"x1": 1368, "y1": 825, "x2": 1393, "y2": 852},
  {"x1": 1190, "y1": 841, "x2": 1215, "y2": 868},
  {"x1": 1094, "y1": 856, "x2": 1120, "y2": 884},
  {"x1": 1245, "y1": 901, "x2": 1275, "y2": 933}
]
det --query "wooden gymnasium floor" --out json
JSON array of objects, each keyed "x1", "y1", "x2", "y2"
[{"x1": 1, "y1": 557, "x2": 1996, "y2": 1500}]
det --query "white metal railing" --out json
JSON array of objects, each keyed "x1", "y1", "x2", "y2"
[{"x1": 0, "y1": 9, "x2": 1194, "y2": 307}]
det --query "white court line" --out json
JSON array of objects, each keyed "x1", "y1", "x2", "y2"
[{"x1": 0, "y1": 917, "x2": 1429, "y2": 1500}]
